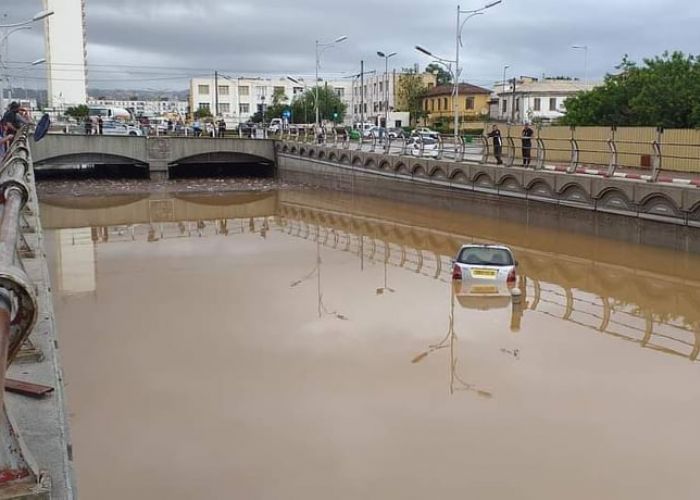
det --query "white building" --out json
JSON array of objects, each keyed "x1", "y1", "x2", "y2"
[
  {"x1": 495, "y1": 78, "x2": 596, "y2": 123},
  {"x1": 87, "y1": 98, "x2": 188, "y2": 117},
  {"x1": 188, "y1": 76, "x2": 352, "y2": 125},
  {"x1": 43, "y1": 0, "x2": 87, "y2": 108}
]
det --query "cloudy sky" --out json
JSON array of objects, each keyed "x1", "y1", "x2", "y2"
[{"x1": 5, "y1": 0, "x2": 699, "y2": 92}]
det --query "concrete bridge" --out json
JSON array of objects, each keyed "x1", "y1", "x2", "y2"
[{"x1": 30, "y1": 135, "x2": 277, "y2": 178}]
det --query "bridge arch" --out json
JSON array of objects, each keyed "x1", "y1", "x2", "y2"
[
  {"x1": 412, "y1": 164, "x2": 427, "y2": 176},
  {"x1": 450, "y1": 169, "x2": 468, "y2": 183},
  {"x1": 33, "y1": 152, "x2": 147, "y2": 167},
  {"x1": 317, "y1": 150, "x2": 326, "y2": 160},
  {"x1": 364, "y1": 158, "x2": 377, "y2": 169},
  {"x1": 395, "y1": 162, "x2": 409, "y2": 175},
  {"x1": 473, "y1": 171, "x2": 495, "y2": 188},
  {"x1": 559, "y1": 182, "x2": 590, "y2": 203},
  {"x1": 496, "y1": 174, "x2": 522, "y2": 191},
  {"x1": 328, "y1": 152, "x2": 337, "y2": 162},
  {"x1": 339, "y1": 153, "x2": 350, "y2": 164},
  {"x1": 351, "y1": 155, "x2": 363, "y2": 166},
  {"x1": 378, "y1": 159, "x2": 391, "y2": 170},
  {"x1": 639, "y1": 193, "x2": 680, "y2": 217},
  {"x1": 429, "y1": 165, "x2": 447, "y2": 178},
  {"x1": 526, "y1": 178, "x2": 555, "y2": 199},
  {"x1": 596, "y1": 187, "x2": 635, "y2": 212}
]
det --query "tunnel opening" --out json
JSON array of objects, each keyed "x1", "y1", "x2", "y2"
[
  {"x1": 34, "y1": 163, "x2": 149, "y2": 180},
  {"x1": 168, "y1": 161, "x2": 275, "y2": 179}
]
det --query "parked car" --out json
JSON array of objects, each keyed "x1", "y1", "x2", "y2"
[
  {"x1": 387, "y1": 127, "x2": 406, "y2": 139},
  {"x1": 411, "y1": 127, "x2": 439, "y2": 139},
  {"x1": 268, "y1": 118, "x2": 283, "y2": 133},
  {"x1": 451, "y1": 244, "x2": 517, "y2": 286},
  {"x1": 363, "y1": 126, "x2": 385, "y2": 139},
  {"x1": 407, "y1": 136, "x2": 439, "y2": 158},
  {"x1": 101, "y1": 121, "x2": 143, "y2": 136}
]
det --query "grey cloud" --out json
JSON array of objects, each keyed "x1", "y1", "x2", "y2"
[{"x1": 6, "y1": 0, "x2": 700, "y2": 91}]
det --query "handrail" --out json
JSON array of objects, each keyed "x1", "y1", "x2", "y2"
[{"x1": 0, "y1": 126, "x2": 43, "y2": 491}]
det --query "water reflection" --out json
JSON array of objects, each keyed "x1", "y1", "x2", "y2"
[{"x1": 43, "y1": 190, "x2": 700, "y2": 363}]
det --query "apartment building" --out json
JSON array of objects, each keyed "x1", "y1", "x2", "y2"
[
  {"x1": 87, "y1": 98, "x2": 188, "y2": 117},
  {"x1": 349, "y1": 70, "x2": 436, "y2": 127},
  {"x1": 189, "y1": 76, "x2": 352, "y2": 125},
  {"x1": 494, "y1": 78, "x2": 596, "y2": 123}
]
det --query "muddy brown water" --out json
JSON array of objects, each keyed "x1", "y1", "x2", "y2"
[{"x1": 41, "y1": 187, "x2": 700, "y2": 500}]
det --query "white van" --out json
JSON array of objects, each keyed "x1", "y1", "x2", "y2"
[{"x1": 88, "y1": 106, "x2": 131, "y2": 120}]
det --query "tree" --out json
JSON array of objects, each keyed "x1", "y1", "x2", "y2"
[
  {"x1": 193, "y1": 107, "x2": 212, "y2": 119},
  {"x1": 252, "y1": 87, "x2": 289, "y2": 123},
  {"x1": 290, "y1": 86, "x2": 346, "y2": 124},
  {"x1": 562, "y1": 51, "x2": 700, "y2": 128},
  {"x1": 396, "y1": 69, "x2": 428, "y2": 126},
  {"x1": 65, "y1": 104, "x2": 89, "y2": 120},
  {"x1": 425, "y1": 63, "x2": 452, "y2": 86}
]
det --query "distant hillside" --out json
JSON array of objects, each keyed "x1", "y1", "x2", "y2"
[{"x1": 87, "y1": 88, "x2": 189, "y2": 101}]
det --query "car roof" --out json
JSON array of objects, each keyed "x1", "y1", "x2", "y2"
[{"x1": 458, "y1": 244, "x2": 513, "y2": 252}]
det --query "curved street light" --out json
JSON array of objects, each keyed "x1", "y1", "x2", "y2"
[
  {"x1": 376, "y1": 50, "x2": 397, "y2": 129},
  {"x1": 0, "y1": 10, "x2": 53, "y2": 28},
  {"x1": 315, "y1": 35, "x2": 348, "y2": 127}
]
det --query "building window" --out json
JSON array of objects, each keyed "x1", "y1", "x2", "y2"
[
  {"x1": 198, "y1": 102, "x2": 210, "y2": 110},
  {"x1": 443, "y1": 97, "x2": 448, "y2": 110},
  {"x1": 549, "y1": 97, "x2": 557, "y2": 111},
  {"x1": 218, "y1": 85, "x2": 229, "y2": 96},
  {"x1": 534, "y1": 98, "x2": 541, "y2": 111},
  {"x1": 465, "y1": 97, "x2": 475, "y2": 110},
  {"x1": 502, "y1": 99, "x2": 507, "y2": 113},
  {"x1": 239, "y1": 103, "x2": 249, "y2": 114},
  {"x1": 379, "y1": 82, "x2": 383, "y2": 93},
  {"x1": 515, "y1": 98, "x2": 520, "y2": 112},
  {"x1": 436, "y1": 99, "x2": 440, "y2": 111},
  {"x1": 273, "y1": 86, "x2": 285, "y2": 95},
  {"x1": 198, "y1": 84, "x2": 209, "y2": 95},
  {"x1": 219, "y1": 103, "x2": 230, "y2": 113},
  {"x1": 335, "y1": 87, "x2": 344, "y2": 97},
  {"x1": 238, "y1": 86, "x2": 250, "y2": 96},
  {"x1": 424, "y1": 101, "x2": 428, "y2": 111}
]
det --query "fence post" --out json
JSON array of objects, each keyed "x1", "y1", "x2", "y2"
[
  {"x1": 606, "y1": 125, "x2": 618, "y2": 177},
  {"x1": 650, "y1": 126, "x2": 663, "y2": 183},
  {"x1": 504, "y1": 126, "x2": 516, "y2": 167},
  {"x1": 479, "y1": 135, "x2": 489, "y2": 165},
  {"x1": 535, "y1": 124, "x2": 545, "y2": 169},
  {"x1": 436, "y1": 135, "x2": 444, "y2": 160},
  {"x1": 567, "y1": 125, "x2": 579, "y2": 174}
]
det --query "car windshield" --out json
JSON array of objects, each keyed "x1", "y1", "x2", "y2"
[{"x1": 458, "y1": 247, "x2": 514, "y2": 266}]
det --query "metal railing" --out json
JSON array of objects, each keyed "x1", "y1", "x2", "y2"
[
  {"x1": 0, "y1": 126, "x2": 46, "y2": 493},
  {"x1": 280, "y1": 125, "x2": 700, "y2": 181}
]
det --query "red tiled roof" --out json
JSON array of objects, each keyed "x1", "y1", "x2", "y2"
[{"x1": 425, "y1": 83, "x2": 491, "y2": 97}]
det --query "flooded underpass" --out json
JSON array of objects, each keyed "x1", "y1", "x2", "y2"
[{"x1": 39, "y1": 186, "x2": 700, "y2": 499}]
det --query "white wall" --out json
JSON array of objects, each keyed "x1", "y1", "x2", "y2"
[{"x1": 43, "y1": 0, "x2": 87, "y2": 107}]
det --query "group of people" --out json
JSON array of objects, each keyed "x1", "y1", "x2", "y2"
[
  {"x1": 192, "y1": 119, "x2": 227, "y2": 137},
  {"x1": 84, "y1": 115, "x2": 104, "y2": 135},
  {"x1": 487, "y1": 123, "x2": 534, "y2": 167},
  {"x1": 1, "y1": 101, "x2": 32, "y2": 156}
]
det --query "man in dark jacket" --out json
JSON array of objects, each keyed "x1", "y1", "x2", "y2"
[
  {"x1": 522, "y1": 122, "x2": 534, "y2": 167},
  {"x1": 487, "y1": 124, "x2": 503, "y2": 165}
]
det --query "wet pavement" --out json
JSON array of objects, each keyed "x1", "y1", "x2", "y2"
[{"x1": 40, "y1": 186, "x2": 700, "y2": 500}]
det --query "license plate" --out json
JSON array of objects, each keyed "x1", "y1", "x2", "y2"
[
  {"x1": 470, "y1": 268, "x2": 497, "y2": 279},
  {"x1": 470, "y1": 285, "x2": 499, "y2": 294}
]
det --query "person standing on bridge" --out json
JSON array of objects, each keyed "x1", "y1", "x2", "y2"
[
  {"x1": 521, "y1": 122, "x2": 534, "y2": 167},
  {"x1": 487, "y1": 124, "x2": 503, "y2": 165},
  {"x1": 98, "y1": 116, "x2": 104, "y2": 135}
]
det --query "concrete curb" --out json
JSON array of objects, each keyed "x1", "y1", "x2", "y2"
[{"x1": 542, "y1": 165, "x2": 700, "y2": 186}]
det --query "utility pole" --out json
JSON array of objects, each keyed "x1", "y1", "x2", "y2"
[
  {"x1": 510, "y1": 77, "x2": 517, "y2": 123},
  {"x1": 214, "y1": 70, "x2": 219, "y2": 117},
  {"x1": 360, "y1": 60, "x2": 364, "y2": 128}
]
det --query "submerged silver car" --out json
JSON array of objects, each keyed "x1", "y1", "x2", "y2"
[{"x1": 452, "y1": 244, "x2": 517, "y2": 286}]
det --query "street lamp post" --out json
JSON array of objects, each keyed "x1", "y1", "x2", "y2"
[
  {"x1": 11, "y1": 58, "x2": 45, "y2": 101},
  {"x1": 0, "y1": 10, "x2": 54, "y2": 110},
  {"x1": 454, "y1": 1, "x2": 501, "y2": 141},
  {"x1": 417, "y1": 1, "x2": 501, "y2": 142},
  {"x1": 376, "y1": 50, "x2": 397, "y2": 129},
  {"x1": 315, "y1": 35, "x2": 347, "y2": 128},
  {"x1": 502, "y1": 64, "x2": 509, "y2": 119},
  {"x1": 571, "y1": 45, "x2": 589, "y2": 87}
]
